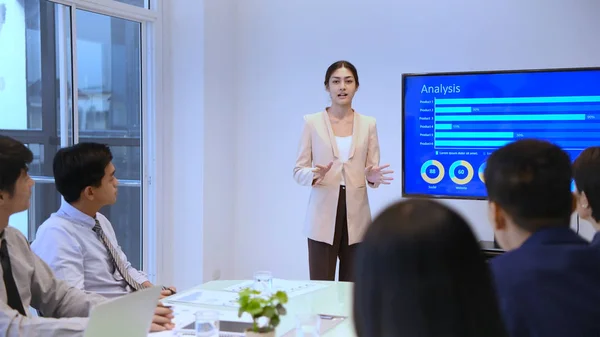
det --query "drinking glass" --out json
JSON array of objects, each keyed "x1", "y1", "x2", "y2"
[{"x1": 194, "y1": 310, "x2": 219, "y2": 337}]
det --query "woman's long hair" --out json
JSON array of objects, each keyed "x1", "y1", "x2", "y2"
[{"x1": 353, "y1": 199, "x2": 507, "y2": 337}]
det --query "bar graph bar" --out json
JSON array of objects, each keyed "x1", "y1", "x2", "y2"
[
  {"x1": 435, "y1": 95, "x2": 600, "y2": 105},
  {"x1": 435, "y1": 140, "x2": 511, "y2": 147},
  {"x1": 433, "y1": 94, "x2": 600, "y2": 150},
  {"x1": 435, "y1": 132, "x2": 514, "y2": 138},
  {"x1": 475, "y1": 105, "x2": 600, "y2": 113},
  {"x1": 439, "y1": 122, "x2": 600, "y2": 130},
  {"x1": 435, "y1": 107, "x2": 471, "y2": 113},
  {"x1": 435, "y1": 140, "x2": 600, "y2": 148},
  {"x1": 435, "y1": 114, "x2": 586, "y2": 122},
  {"x1": 435, "y1": 124, "x2": 453, "y2": 130}
]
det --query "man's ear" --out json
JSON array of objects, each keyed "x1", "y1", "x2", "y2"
[
  {"x1": 489, "y1": 201, "x2": 508, "y2": 231},
  {"x1": 82, "y1": 186, "x2": 95, "y2": 201}
]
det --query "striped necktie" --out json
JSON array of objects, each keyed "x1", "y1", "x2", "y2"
[{"x1": 92, "y1": 220, "x2": 143, "y2": 291}]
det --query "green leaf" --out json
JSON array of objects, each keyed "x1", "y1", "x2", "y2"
[
  {"x1": 237, "y1": 288, "x2": 289, "y2": 328},
  {"x1": 274, "y1": 291, "x2": 289, "y2": 304},
  {"x1": 263, "y1": 306, "x2": 276, "y2": 318},
  {"x1": 246, "y1": 301, "x2": 263, "y2": 316},
  {"x1": 275, "y1": 303, "x2": 287, "y2": 315},
  {"x1": 270, "y1": 315, "x2": 281, "y2": 328}
]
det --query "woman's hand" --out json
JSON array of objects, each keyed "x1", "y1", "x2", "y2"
[
  {"x1": 312, "y1": 162, "x2": 333, "y2": 185},
  {"x1": 365, "y1": 164, "x2": 394, "y2": 185}
]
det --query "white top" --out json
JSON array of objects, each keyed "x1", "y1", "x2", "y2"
[{"x1": 335, "y1": 135, "x2": 353, "y2": 185}]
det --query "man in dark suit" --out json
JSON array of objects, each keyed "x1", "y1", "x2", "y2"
[{"x1": 484, "y1": 139, "x2": 600, "y2": 337}]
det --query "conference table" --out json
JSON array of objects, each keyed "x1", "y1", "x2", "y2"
[{"x1": 149, "y1": 280, "x2": 355, "y2": 337}]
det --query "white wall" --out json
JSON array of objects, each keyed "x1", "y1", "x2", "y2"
[
  {"x1": 159, "y1": 0, "x2": 205, "y2": 289},
  {"x1": 202, "y1": 0, "x2": 237, "y2": 281},
  {"x1": 228, "y1": 0, "x2": 600, "y2": 279},
  {"x1": 160, "y1": 0, "x2": 238, "y2": 287}
]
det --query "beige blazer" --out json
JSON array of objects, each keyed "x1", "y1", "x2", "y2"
[{"x1": 293, "y1": 110, "x2": 381, "y2": 245}]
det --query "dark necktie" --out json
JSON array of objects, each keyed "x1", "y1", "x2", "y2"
[
  {"x1": 92, "y1": 220, "x2": 143, "y2": 291},
  {"x1": 0, "y1": 238, "x2": 26, "y2": 316}
]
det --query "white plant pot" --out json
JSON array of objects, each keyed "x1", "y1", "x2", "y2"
[{"x1": 245, "y1": 330, "x2": 275, "y2": 337}]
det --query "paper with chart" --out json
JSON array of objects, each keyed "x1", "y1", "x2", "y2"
[
  {"x1": 224, "y1": 279, "x2": 329, "y2": 298},
  {"x1": 164, "y1": 289, "x2": 240, "y2": 308},
  {"x1": 170, "y1": 304, "x2": 253, "y2": 326}
]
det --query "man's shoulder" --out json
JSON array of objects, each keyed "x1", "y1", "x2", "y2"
[
  {"x1": 32, "y1": 214, "x2": 88, "y2": 254},
  {"x1": 4, "y1": 227, "x2": 35, "y2": 258},
  {"x1": 489, "y1": 249, "x2": 529, "y2": 283},
  {"x1": 35, "y1": 214, "x2": 79, "y2": 237},
  {"x1": 5, "y1": 226, "x2": 28, "y2": 243}
]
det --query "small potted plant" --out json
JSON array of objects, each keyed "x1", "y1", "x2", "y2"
[{"x1": 237, "y1": 288, "x2": 289, "y2": 337}]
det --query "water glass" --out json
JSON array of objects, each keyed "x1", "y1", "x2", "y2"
[
  {"x1": 195, "y1": 310, "x2": 219, "y2": 337},
  {"x1": 295, "y1": 314, "x2": 321, "y2": 337},
  {"x1": 253, "y1": 270, "x2": 273, "y2": 292}
]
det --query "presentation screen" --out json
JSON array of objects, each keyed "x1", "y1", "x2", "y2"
[{"x1": 402, "y1": 67, "x2": 600, "y2": 199}]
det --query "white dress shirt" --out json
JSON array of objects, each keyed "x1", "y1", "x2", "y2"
[
  {"x1": 31, "y1": 200, "x2": 149, "y2": 299},
  {"x1": 335, "y1": 135, "x2": 353, "y2": 185},
  {"x1": 0, "y1": 227, "x2": 105, "y2": 336}
]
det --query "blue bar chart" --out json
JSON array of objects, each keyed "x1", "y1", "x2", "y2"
[{"x1": 433, "y1": 95, "x2": 600, "y2": 149}]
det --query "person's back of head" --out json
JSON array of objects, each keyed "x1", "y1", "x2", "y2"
[
  {"x1": 573, "y1": 147, "x2": 600, "y2": 226},
  {"x1": 53, "y1": 142, "x2": 116, "y2": 206},
  {"x1": 484, "y1": 139, "x2": 574, "y2": 250},
  {"x1": 0, "y1": 135, "x2": 34, "y2": 217},
  {"x1": 353, "y1": 199, "x2": 507, "y2": 337}
]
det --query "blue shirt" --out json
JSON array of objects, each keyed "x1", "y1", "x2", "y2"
[
  {"x1": 490, "y1": 227, "x2": 600, "y2": 337},
  {"x1": 31, "y1": 201, "x2": 148, "y2": 298}
]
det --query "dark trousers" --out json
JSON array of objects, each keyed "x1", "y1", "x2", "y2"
[{"x1": 308, "y1": 185, "x2": 359, "y2": 282}]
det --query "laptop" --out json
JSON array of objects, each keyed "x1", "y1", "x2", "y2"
[{"x1": 84, "y1": 286, "x2": 162, "y2": 337}]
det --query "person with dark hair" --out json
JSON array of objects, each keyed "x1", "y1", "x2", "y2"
[
  {"x1": 353, "y1": 199, "x2": 507, "y2": 337},
  {"x1": 573, "y1": 146, "x2": 600, "y2": 235},
  {"x1": 293, "y1": 60, "x2": 393, "y2": 281},
  {"x1": 31, "y1": 143, "x2": 175, "y2": 306},
  {"x1": 0, "y1": 135, "x2": 171, "y2": 335},
  {"x1": 484, "y1": 139, "x2": 600, "y2": 337}
]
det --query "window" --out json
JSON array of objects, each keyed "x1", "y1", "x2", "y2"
[
  {"x1": 0, "y1": 0, "x2": 149, "y2": 270},
  {"x1": 0, "y1": 0, "x2": 71, "y2": 237},
  {"x1": 113, "y1": 0, "x2": 148, "y2": 9},
  {"x1": 76, "y1": 9, "x2": 143, "y2": 267}
]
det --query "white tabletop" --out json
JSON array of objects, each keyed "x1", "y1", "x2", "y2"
[{"x1": 149, "y1": 280, "x2": 355, "y2": 337}]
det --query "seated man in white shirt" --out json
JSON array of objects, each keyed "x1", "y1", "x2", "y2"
[
  {"x1": 31, "y1": 142, "x2": 175, "y2": 300},
  {"x1": 0, "y1": 135, "x2": 173, "y2": 336}
]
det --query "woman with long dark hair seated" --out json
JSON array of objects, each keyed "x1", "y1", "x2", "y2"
[{"x1": 353, "y1": 199, "x2": 507, "y2": 337}]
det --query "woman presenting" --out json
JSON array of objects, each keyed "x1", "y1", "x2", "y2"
[{"x1": 293, "y1": 60, "x2": 393, "y2": 281}]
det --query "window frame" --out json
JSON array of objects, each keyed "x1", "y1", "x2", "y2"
[{"x1": 4, "y1": 0, "x2": 162, "y2": 282}]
